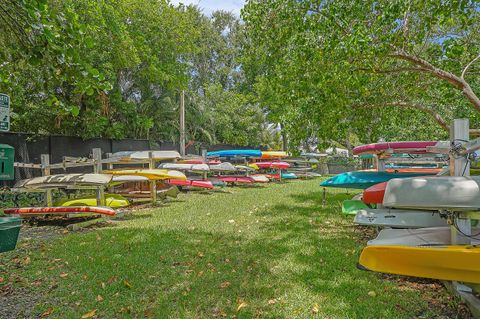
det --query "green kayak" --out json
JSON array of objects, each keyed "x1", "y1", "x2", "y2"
[
  {"x1": 342, "y1": 199, "x2": 369, "y2": 216},
  {"x1": 54, "y1": 194, "x2": 130, "y2": 208}
]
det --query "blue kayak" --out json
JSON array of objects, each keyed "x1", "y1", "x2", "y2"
[
  {"x1": 281, "y1": 172, "x2": 298, "y2": 179},
  {"x1": 207, "y1": 149, "x2": 262, "y2": 157},
  {"x1": 320, "y1": 171, "x2": 435, "y2": 189}
]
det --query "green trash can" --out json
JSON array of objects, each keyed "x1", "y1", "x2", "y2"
[{"x1": 0, "y1": 217, "x2": 22, "y2": 253}]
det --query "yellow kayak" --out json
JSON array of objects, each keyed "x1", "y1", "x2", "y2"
[
  {"x1": 104, "y1": 169, "x2": 186, "y2": 181},
  {"x1": 54, "y1": 194, "x2": 130, "y2": 208},
  {"x1": 358, "y1": 245, "x2": 480, "y2": 284},
  {"x1": 261, "y1": 151, "x2": 287, "y2": 159}
]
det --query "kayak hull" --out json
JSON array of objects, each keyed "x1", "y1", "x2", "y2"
[
  {"x1": 4, "y1": 206, "x2": 116, "y2": 216},
  {"x1": 54, "y1": 194, "x2": 129, "y2": 208},
  {"x1": 353, "y1": 141, "x2": 438, "y2": 155},
  {"x1": 207, "y1": 150, "x2": 262, "y2": 158},
  {"x1": 359, "y1": 245, "x2": 480, "y2": 284},
  {"x1": 320, "y1": 171, "x2": 436, "y2": 189},
  {"x1": 166, "y1": 179, "x2": 214, "y2": 189},
  {"x1": 105, "y1": 169, "x2": 187, "y2": 181},
  {"x1": 354, "y1": 208, "x2": 448, "y2": 228}
]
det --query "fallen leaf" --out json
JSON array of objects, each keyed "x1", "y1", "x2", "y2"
[
  {"x1": 368, "y1": 291, "x2": 376, "y2": 297},
  {"x1": 144, "y1": 308, "x2": 155, "y2": 317},
  {"x1": 96, "y1": 234, "x2": 101, "y2": 241},
  {"x1": 24, "y1": 256, "x2": 31, "y2": 265},
  {"x1": 228, "y1": 219, "x2": 235, "y2": 223},
  {"x1": 101, "y1": 282, "x2": 106, "y2": 289},
  {"x1": 107, "y1": 276, "x2": 117, "y2": 284},
  {"x1": 0, "y1": 277, "x2": 3, "y2": 283},
  {"x1": 81, "y1": 309, "x2": 97, "y2": 318},
  {"x1": 59, "y1": 273, "x2": 68, "y2": 278},
  {"x1": 267, "y1": 299, "x2": 277, "y2": 305},
  {"x1": 40, "y1": 307, "x2": 54, "y2": 318},
  {"x1": 237, "y1": 302, "x2": 247, "y2": 311},
  {"x1": 312, "y1": 303, "x2": 320, "y2": 313},
  {"x1": 197, "y1": 252, "x2": 205, "y2": 258},
  {"x1": 220, "y1": 281, "x2": 230, "y2": 289},
  {"x1": 62, "y1": 229, "x2": 69, "y2": 234},
  {"x1": 124, "y1": 280, "x2": 132, "y2": 289},
  {"x1": 96, "y1": 295, "x2": 104, "y2": 302}
]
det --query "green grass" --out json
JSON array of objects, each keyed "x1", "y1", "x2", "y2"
[{"x1": 1, "y1": 179, "x2": 458, "y2": 318}]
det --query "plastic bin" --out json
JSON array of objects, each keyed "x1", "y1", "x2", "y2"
[{"x1": 0, "y1": 217, "x2": 22, "y2": 253}]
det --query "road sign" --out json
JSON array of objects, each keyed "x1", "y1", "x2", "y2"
[{"x1": 0, "y1": 93, "x2": 10, "y2": 132}]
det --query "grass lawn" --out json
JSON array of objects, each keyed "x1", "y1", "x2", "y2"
[{"x1": 0, "y1": 178, "x2": 466, "y2": 318}]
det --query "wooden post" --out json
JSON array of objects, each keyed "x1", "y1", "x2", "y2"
[
  {"x1": 92, "y1": 148, "x2": 105, "y2": 206},
  {"x1": 149, "y1": 151, "x2": 157, "y2": 203},
  {"x1": 450, "y1": 119, "x2": 471, "y2": 245},
  {"x1": 40, "y1": 154, "x2": 52, "y2": 207},
  {"x1": 179, "y1": 90, "x2": 186, "y2": 157},
  {"x1": 106, "y1": 153, "x2": 114, "y2": 194}
]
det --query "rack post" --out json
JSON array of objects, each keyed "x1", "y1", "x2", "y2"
[
  {"x1": 40, "y1": 154, "x2": 52, "y2": 206},
  {"x1": 92, "y1": 148, "x2": 105, "y2": 206},
  {"x1": 149, "y1": 151, "x2": 157, "y2": 203},
  {"x1": 450, "y1": 119, "x2": 471, "y2": 245}
]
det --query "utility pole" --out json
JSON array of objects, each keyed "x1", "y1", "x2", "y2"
[{"x1": 179, "y1": 90, "x2": 185, "y2": 156}]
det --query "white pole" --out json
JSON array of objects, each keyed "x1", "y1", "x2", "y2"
[{"x1": 179, "y1": 90, "x2": 186, "y2": 157}]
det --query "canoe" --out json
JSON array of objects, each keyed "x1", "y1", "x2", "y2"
[
  {"x1": 260, "y1": 151, "x2": 288, "y2": 159},
  {"x1": 358, "y1": 245, "x2": 480, "y2": 284},
  {"x1": 354, "y1": 208, "x2": 448, "y2": 228},
  {"x1": 104, "y1": 169, "x2": 186, "y2": 181},
  {"x1": 15, "y1": 174, "x2": 113, "y2": 189},
  {"x1": 54, "y1": 194, "x2": 130, "y2": 208},
  {"x1": 342, "y1": 200, "x2": 369, "y2": 215},
  {"x1": 212, "y1": 176, "x2": 255, "y2": 184},
  {"x1": 207, "y1": 150, "x2": 262, "y2": 158},
  {"x1": 4, "y1": 206, "x2": 116, "y2": 216},
  {"x1": 253, "y1": 161, "x2": 290, "y2": 169},
  {"x1": 353, "y1": 141, "x2": 439, "y2": 155},
  {"x1": 383, "y1": 176, "x2": 480, "y2": 211},
  {"x1": 107, "y1": 150, "x2": 181, "y2": 161},
  {"x1": 166, "y1": 179, "x2": 214, "y2": 189},
  {"x1": 320, "y1": 171, "x2": 433, "y2": 189},
  {"x1": 158, "y1": 163, "x2": 210, "y2": 172},
  {"x1": 209, "y1": 162, "x2": 236, "y2": 172},
  {"x1": 250, "y1": 175, "x2": 270, "y2": 183}
]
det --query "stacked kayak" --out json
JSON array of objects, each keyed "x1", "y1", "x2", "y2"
[
  {"x1": 104, "y1": 169, "x2": 187, "y2": 181},
  {"x1": 212, "y1": 176, "x2": 255, "y2": 184},
  {"x1": 5, "y1": 206, "x2": 117, "y2": 216},
  {"x1": 166, "y1": 179, "x2": 214, "y2": 189},
  {"x1": 354, "y1": 208, "x2": 447, "y2": 228},
  {"x1": 15, "y1": 174, "x2": 113, "y2": 190},
  {"x1": 207, "y1": 149, "x2": 262, "y2": 158},
  {"x1": 54, "y1": 194, "x2": 130, "y2": 208},
  {"x1": 352, "y1": 141, "x2": 439, "y2": 155},
  {"x1": 253, "y1": 161, "x2": 290, "y2": 169},
  {"x1": 320, "y1": 171, "x2": 433, "y2": 189}
]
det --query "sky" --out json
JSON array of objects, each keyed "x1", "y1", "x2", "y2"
[{"x1": 170, "y1": 0, "x2": 246, "y2": 16}]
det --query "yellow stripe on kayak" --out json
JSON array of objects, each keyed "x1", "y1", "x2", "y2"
[
  {"x1": 359, "y1": 245, "x2": 480, "y2": 284},
  {"x1": 104, "y1": 169, "x2": 187, "y2": 180}
]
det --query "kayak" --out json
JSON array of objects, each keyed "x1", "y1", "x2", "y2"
[
  {"x1": 207, "y1": 149, "x2": 262, "y2": 158},
  {"x1": 321, "y1": 171, "x2": 433, "y2": 189},
  {"x1": 385, "y1": 167, "x2": 443, "y2": 174},
  {"x1": 367, "y1": 227, "x2": 457, "y2": 246},
  {"x1": 362, "y1": 182, "x2": 387, "y2": 204},
  {"x1": 4, "y1": 206, "x2": 116, "y2": 216},
  {"x1": 281, "y1": 172, "x2": 298, "y2": 179},
  {"x1": 166, "y1": 179, "x2": 214, "y2": 189},
  {"x1": 209, "y1": 162, "x2": 236, "y2": 172},
  {"x1": 354, "y1": 208, "x2": 448, "y2": 228},
  {"x1": 260, "y1": 151, "x2": 288, "y2": 159},
  {"x1": 212, "y1": 176, "x2": 255, "y2": 184},
  {"x1": 358, "y1": 245, "x2": 480, "y2": 284},
  {"x1": 383, "y1": 176, "x2": 480, "y2": 211},
  {"x1": 15, "y1": 174, "x2": 113, "y2": 189},
  {"x1": 253, "y1": 161, "x2": 290, "y2": 169},
  {"x1": 342, "y1": 200, "x2": 369, "y2": 215},
  {"x1": 158, "y1": 163, "x2": 210, "y2": 172},
  {"x1": 104, "y1": 169, "x2": 186, "y2": 181},
  {"x1": 107, "y1": 150, "x2": 181, "y2": 161},
  {"x1": 54, "y1": 194, "x2": 130, "y2": 208},
  {"x1": 353, "y1": 141, "x2": 439, "y2": 155},
  {"x1": 250, "y1": 175, "x2": 270, "y2": 183}
]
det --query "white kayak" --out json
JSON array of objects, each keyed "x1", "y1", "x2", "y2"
[
  {"x1": 209, "y1": 162, "x2": 236, "y2": 172},
  {"x1": 106, "y1": 150, "x2": 181, "y2": 162},
  {"x1": 15, "y1": 174, "x2": 113, "y2": 189},
  {"x1": 354, "y1": 208, "x2": 448, "y2": 228},
  {"x1": 384, "y1": 176, "x2": 480, "y2": 211},
  {"x1": 368, "y1": 227, "x2": 480, "y2": 246},
  {"x1": 158, "y1": 163, "x2": 210, "y2": 172},
  {"x1": 250, "y1": 175, "x2": 270, "y2": 183}
]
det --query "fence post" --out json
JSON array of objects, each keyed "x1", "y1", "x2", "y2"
[
  {"x1": 92, "y1": 148, "x2": 105, "y2": 206},
  {"x1": 40, "y1": 154, "x2": 52, "y2": 207}
]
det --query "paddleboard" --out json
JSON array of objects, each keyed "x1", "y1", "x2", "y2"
[{"x1": 354, "y1": 208, "x2": 448, "y2": 228}]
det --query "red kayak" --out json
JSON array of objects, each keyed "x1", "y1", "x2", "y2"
[
  {"x1": 212, "y1": 176, "x2": 255, "y2": 184},
  {"x1": 353, "y1": 141, "x2": 438, "y2": 155},
  {"x1": 166, "y1": 179, "x2": 214, "y2": 189},
  {"x1": 362, "y1": 182, "x2": 387, "y2": 204},
  {"x1": 254, "y1": 161, "x2": 290, "y2": 169},
  {"x1": 4, "y1": 206, "x2": 116, "y2": 216},
  {"x1": 385, "y1": 167, "x2": 442, "y2": 174}
]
